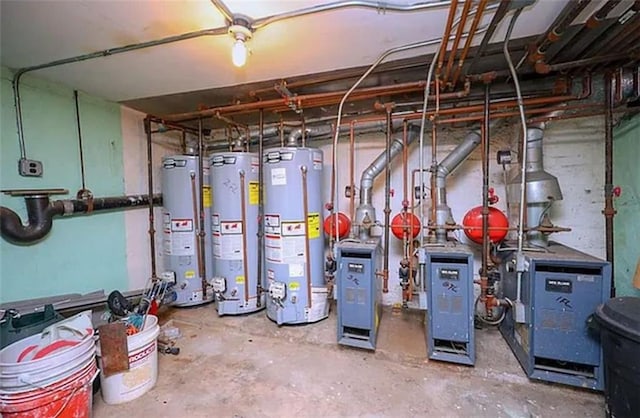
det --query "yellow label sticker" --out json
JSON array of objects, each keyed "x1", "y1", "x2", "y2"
[
  {"x1": 307, "y1": 212, "x2": 320, "y2": 239},
  {"x1": 203, "y1": 186, "x2": 212, "y2": 208},
  {"x1": 289, "y1": 282, "x2": 300, "y2": 291},
  {"x1": 249, "y1": 181, "x2": 259, "y2": 206},
  {"x1": 235, "y1": 276, "x2": 245, "y2": 284},
  {"x1": 185, "y1": 270, "x2": 196, "y2": 279}
]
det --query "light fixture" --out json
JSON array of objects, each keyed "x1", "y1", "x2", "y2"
[{"x1": 229, "y1": 21, "x2": 252, "y2": 68}]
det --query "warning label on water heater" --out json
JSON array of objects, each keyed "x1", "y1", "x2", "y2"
[
  {"x1": 164, "y1": 218, "x2": 195, "y2": 256},
  {"x1": 212, "y1": 215, "x2": 244, "y2": 260}
]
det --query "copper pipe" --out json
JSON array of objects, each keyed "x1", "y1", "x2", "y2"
[
  {"x1": 466, "y1": 0, "x2": 510, "y2": 75},
  {"x1": 190, "y1": 172, "x2": 205, "y2": 296},
  {"x1": 382, "y1": 108, "x2": 393, "y2": 294},
  {"x1": 300, "y1": 166, "x2": 313, "y2": 309},
  {"x1": 349, "y1": 121, "x2": 356, "y2": 226},
  {"x1": 437, "y1": 0, "x2": 459, "y2": 76},
  {"x1": 451, "y1": 0, "x2": 489, "y2": 88},
  {"x1": 528, "y1": 0, "x2": 591, "y2": 64},
  {"x1": 239, "y1": 170, "x2": 250, "y2": 304},
  {"x1": 402, "y1": 120, "x2": 409, "y2": 209},
  {"x1": 197, "y1": 119, "x2": 207, "y2": 299},
  {"x1": 256, "y1": 109, "x2": 265, "y2": 307},
  {"x1": 442, "y1": 0, "x2": 473, "y2": 88},
  {"x1": 329, "y1": 122, "x2": 337, "y2": 215},
  {"x1": 163, "y1": 81, "x2": 429, "y2": 121}
]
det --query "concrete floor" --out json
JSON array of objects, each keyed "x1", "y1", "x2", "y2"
[{"x1": 94, "y1": 303, "x2": 604, "y2": 417}]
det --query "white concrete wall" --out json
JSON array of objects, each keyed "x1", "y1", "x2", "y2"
[{"x1": 121, "y1": 107, "x2": 178, "y2": 291}]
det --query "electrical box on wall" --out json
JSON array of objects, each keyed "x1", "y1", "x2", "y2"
[
  {"x1": 425, "y1": 247, "x2": 475, "y2": 366},
  {"x1": 18, "y1": 159, "x2": 43, "y2": 177},
  {"x1": 499, "y1": 242, "x2": 611, "y2": 390},
  {"x1": 336, "y1": 240, "x2": 381, "y2": 351}
]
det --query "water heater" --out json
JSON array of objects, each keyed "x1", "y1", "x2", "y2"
[
  {"x1": 209, "y1": 152, "x2": 265, "y2": 315},
  {"x1": 161, "y1": 155, "x2": 214, "y2": 307},
  {"x1": 263, "y1": 147, "x2": 329, "y2": 325}
]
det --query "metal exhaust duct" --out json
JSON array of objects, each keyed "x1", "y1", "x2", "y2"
[
  {"x1": 507, "y1": 126, "x2": 563, "y2": 247},
  {"x1": 355, "y1": 124, "x2": 421, "y2": 240}
]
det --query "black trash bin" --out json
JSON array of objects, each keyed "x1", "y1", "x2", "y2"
[{"x1": 595, "y1": 297, "x2": 640, "y2": 418}]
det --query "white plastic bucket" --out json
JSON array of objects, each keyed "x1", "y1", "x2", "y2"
[
  {"x1": 0, "y1": 311, "x2": 98, "y2": 418},
  {"x1": 97, "y1": 315, "x2": 160, "y2": 404}
]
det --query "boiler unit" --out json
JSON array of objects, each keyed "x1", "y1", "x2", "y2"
[
  {"x1": 499, "y1": 242, "x2": 611, "y2": 390},
  {"x1": 161, "y1": 155, "x2": 214, "y2": 307},
  {"x1": 336, "y1": 240, "x2": 381, "y2": 350},
  {"x1": 425, "y1": 246, "x2": 475, "y2": 365},
  {"x1": 263, "y1": 147, "x2": 329, "y2": 325},
  {"x1": 209, "y1": 152, "x2": 265, "y2": 315}
]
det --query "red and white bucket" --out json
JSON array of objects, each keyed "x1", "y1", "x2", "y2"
[
  {"x1": 97, "y1": 315, "x2": 160, "y2": 404},
  {"x1": 0, "y1": 311, "x2": 98, "y2": 418}
]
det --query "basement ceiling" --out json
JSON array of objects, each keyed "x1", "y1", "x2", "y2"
[{"x1": 0, "y1": 1, "x2": 598, "y2": 99}]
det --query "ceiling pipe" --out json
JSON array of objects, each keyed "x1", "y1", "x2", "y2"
[
  {"x1": 450, "y1": 0, "x2": 489, "y2": 89},
  {"x1": 1, "y1": 194, "x2": 162, "y2": 245},
  {"x1": 543, "y1": 0, "x2": 623, "y2": 64},
  {"x1": 161, "y1": 80, "x2": 431, "y2": 121},
  {"x1": 465, "y1": 0, "x2": 511, "y2": 76},
  {"x1": 442, "y1": 0, "x2": 472, "y2": 87},
  {"x1": 251, "y1": 0, "x2": 451, "y2": 29},
  {"x1": 528, "y1": 0, "x2": 592, "y2": 67},
  {"x1": 581, "y1": 3, "x2": 640, "y2": 60}
]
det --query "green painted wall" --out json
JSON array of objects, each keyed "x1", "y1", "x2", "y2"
[
  {"x1": 0, "y1": 66, "x2": 128, "y2": 303},
  {"x1": 613, "y1": 113, "x2": 640, "y2": 297}
]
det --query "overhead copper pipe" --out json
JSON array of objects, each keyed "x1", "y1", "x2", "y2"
[
  {"x1": 442, "y1": 0, "x2": 473, "y2": 88},
  {"x1": 466, "y1": 0, "x2": 511, "y2": 75},
  {"x1": 437, "y1": 0, "x2": 459, "y2": 77},
  {"x1": 528, "y1": 0, "x2": 592, "y2": 67},
  {"x1": 162, "y1": 81, "x2": 431, "y2": 122},
  {"x1": 450, "y1": 0, "x2": 489, "y2": 88}
]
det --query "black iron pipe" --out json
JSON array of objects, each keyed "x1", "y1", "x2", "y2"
[
  {"x1": 0, "y1": 197, "x2": 64, "y2": 244},
  {"x1": 1, "y1": 194, "x2": 162, "y2": 245},
  {"x1": 481, "y1": 83, "x2": 491, "y2": 277},
  {"x1": 145, "y1": 118, "x2": 158, "y2": 279},
  {"x1": 69, "y1": 194, "x2": 162, "y2": 212},
  {"x1": 604, "y1": 72, "x2": 616, "y2": 297}
]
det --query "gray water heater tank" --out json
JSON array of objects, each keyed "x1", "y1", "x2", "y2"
[
  {"x1": 209, "y1": 152, "x2": 265, "y2": 315},
  {"x1": 161, "y1": 155, "x2": 214, "y2": 307},
  {"x1": 263, "y1": 147, "x2": 329, "y2": 325}
]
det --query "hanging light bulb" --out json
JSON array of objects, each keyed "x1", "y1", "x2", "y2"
[
  {"x1": 232, "y1": 37, "x2": 247, "y2": 68},
  {"x1": 229, "y1": 22, "x2": 252, "y2": 68}
]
